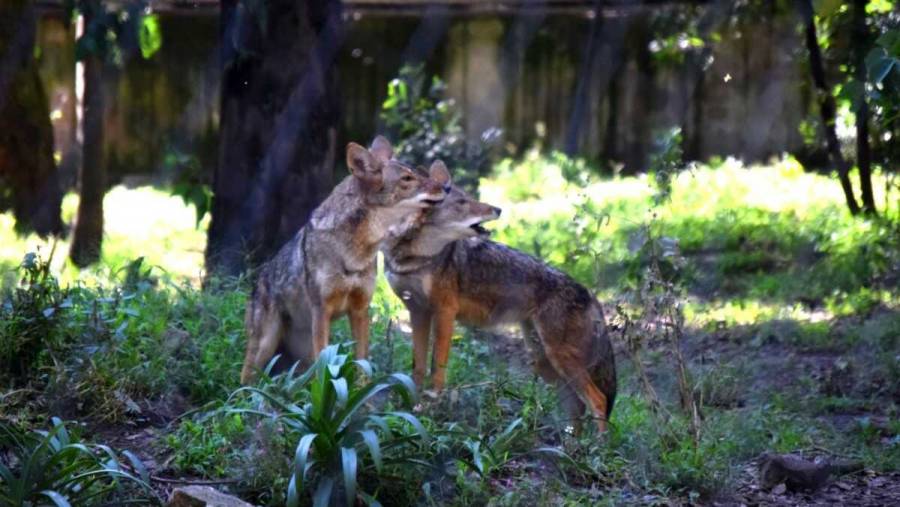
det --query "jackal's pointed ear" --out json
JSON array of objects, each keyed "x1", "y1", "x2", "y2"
[
  {"x1": 370, "y1": 135, "x2": 394, "y2": 162},
  {"x1": 347, "y1": 142, "x2": 382, "y2": 185},
  {"x1": 429, "y1": 160, "x2": 451, "y2": 191}
]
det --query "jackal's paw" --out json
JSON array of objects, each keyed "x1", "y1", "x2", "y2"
[{"x1": 422, "y1": 389, "x2": 441, "y2": 400}]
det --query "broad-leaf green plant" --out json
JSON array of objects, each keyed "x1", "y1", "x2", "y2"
[
  {"x1": 229, "y1": 344, "x2": 430, "y2": 507},
  {"x1": 0, "y1": 418, "x2": 156, "y2": 506}
]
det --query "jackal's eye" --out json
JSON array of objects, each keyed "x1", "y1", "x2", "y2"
[{"x1": 401, "y1": 174, "x2": 415, "y2": 183}]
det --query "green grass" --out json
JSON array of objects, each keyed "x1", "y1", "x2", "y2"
[
  {"x1": 1, "y1": 156, "x2": 898, "y2": 505},
  {"x1": 482, "y1": 153, "x2": 899, "y2": 320}
]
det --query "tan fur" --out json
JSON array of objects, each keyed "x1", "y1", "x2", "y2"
[
  {"x1": 240, "y1": 138, "x2": 450, "y2": 384},
  {"x1": 383, "y1": 186, "x2": 617, "y2": 433}
]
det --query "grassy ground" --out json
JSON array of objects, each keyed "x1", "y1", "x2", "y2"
[{"x1": 1, "y1": 156, "x2": 898, "y2": 505}]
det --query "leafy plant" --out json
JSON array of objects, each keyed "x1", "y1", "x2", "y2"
[
  {"x1": 0, "y1": 251, "x2": 71, "y2": 383},
  {"x1": 0, "y1": 418, "x2": 156, "y2": 506},
  {"x1": 381, "y1": 64, "x2": 501, "y2": 190},
  {"x1": 648, "y1": 127, "x2": 687, "y2": 205},
  {"x1": 228, "y1": 344, "x2": 431, "y2": 507}
]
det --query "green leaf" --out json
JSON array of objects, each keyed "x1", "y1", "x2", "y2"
[
  {"x1": 387, "y1": 372, "x2": 418, "y2": 406},
  {"x1": 353, "y1": 359, "x2": 374, "y2": 377},
  {"x1": 341, "y1": 447, "x2": 358, "y2": 507},
  {"x1": 138, "y1": 13, "x2": 163, "y2": 59},
  {"x1": 466, "y1": 440, "x2": 484, "y2": 474},
  {"x1": 313, "y1": 477, "x2": 334, "y2": 507},
  {"x1": 287, "y1": 474, "x2": 300, "y2": 507},
  {"x1": 122, "y1": 450, "x2": 149, "y2": 484},
  {"x1": 386, "y1": 412, "x2": 430, "y2": 444},
  {"x1": 366, "y1": 415, "x2": 391, "y2": 435},
  {"x1": 331, "y1": 378, "x2": 349, "y2": 409},
  {"x1": 292, "y1": 433, "x2": 318, "y2": 495},
  {"x1": 359, "y1": 429, "x2": 383, "y2": 473},
  {"x1": 866, "y1": 48, "x2": 896, "y2": 85},
  {"x1": 39, "y1": 490, "x2": 72, "y2": 507},
  {"x1": 359, "y1": 491, "x2": 384, "y2": 507},
  {"x1": 531, "y1": 446, "x2": 591, "y2": 474}
]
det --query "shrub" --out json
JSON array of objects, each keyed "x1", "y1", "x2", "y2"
[
  {"x1": 0, "y1": 418, "x2": 156, "y2": 506},
  {"x1": 381, "y1": 64, "x2": 500, "y2": 190},
  {"x1": 0, "y1": 252, "x2": 71, "y2": 383},
  {"x1": 221, "y1": 344, "x2": 433, "y2": 506}
]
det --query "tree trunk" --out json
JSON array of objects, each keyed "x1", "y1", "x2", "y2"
[
  {"x1": 0, "y1": 0, "x2": 63, "y2": 236},
  {"x1": 625, "y1": 14, "x2": 654, "y2": 175},
  {"x1": 796, "y1": 0, "x2": 860, "y2": 215},
  {"x1": 69, "y1": 42, "x2": 106, "y2": 267},
  {"x1": 852, "y1": 0, "x2": 876, "y2": 216},
  {"x1": 602, "y1": 70, "x2": 621, "y2": 164},
  {"x1": 564, "y1": 1, "x2": 604, "y2": 156},
  {"x1": 206, "y1": 0, "x2": 343, "y2": 277}
]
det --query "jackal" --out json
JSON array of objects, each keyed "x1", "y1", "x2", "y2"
[
  {"x1": 240, "y1": 137, "x2": 450, "y2": 384},
  {"x1": 383, "y1": 184, "x2": 617, "y2": 432}
]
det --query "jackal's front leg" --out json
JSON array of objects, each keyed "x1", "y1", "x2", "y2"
[
  {"x1": 430, "y1": 307, "x2": 457, "y2": 393},
  {"x1": 348, "y1": 291, "x2": 371, "y2": 361},
  {"x1": 241, "y1": 314, "x2": 283, "y2": 385},
  {"x1": 408, "y1": 309, "x2": 433, "y2": 388},
  {"x1": 310, "y1": 305, "x2": 333, "y2": 361}
]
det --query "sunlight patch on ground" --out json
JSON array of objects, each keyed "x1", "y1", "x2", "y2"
[{"x1": 0, "y1": 186, "x2": 207, "y2": 288}]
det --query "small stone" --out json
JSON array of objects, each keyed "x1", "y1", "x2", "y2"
[
  {"x1": 772, "y1": 483, "x2": 787, "y2": 495},
  {"x1": 167, "y1": 486, "x2": 255, "y2": 507}
]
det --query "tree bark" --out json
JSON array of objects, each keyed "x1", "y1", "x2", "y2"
[
  {"x1": 796, "y1": 0, "x2": 860, "y2": 215},
  {"x1": 602, "y1": 69, "x2": 621, "y2": 164},
  {"x1": 206, "y1": 0, "x2": 343, "y2": 277},
  {"x1": 852, "y1": 0, "x2": 876, "y2": 215},
  {"x1": 564, "y1": 1, "x2": 604, "y2": 156},
  {"x1": 69, "y1": 30, "x2": 106, "y2": 267},
  {"x1": 624, "y1": 14, "x2": 654, "y2": 175},
  {"x1": 0, "y1": 0, "x2": 63, "y2": 236}
]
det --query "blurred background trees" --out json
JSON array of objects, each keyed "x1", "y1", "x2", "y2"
[{"x1": 0, "y1": 0, "x2": 897, "y2": 273}]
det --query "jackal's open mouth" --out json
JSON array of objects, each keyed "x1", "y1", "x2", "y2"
[{"x1": 470, "y1": 222, "x2": 491, "y2": 236}]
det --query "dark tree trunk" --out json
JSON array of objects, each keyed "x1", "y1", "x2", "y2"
[
  {"x1": 796, "y1": 0, "x2": 860, "y2": 215},
  {"x1": 602, "y1": 70, "x2": 621, "y2": 164},
  {"x1": 206, "y1": 0, "x2": 343, "y2": 277},
  {"x1": 0, "y1": 0, "x2": 63, "y2": 236},
  {"x1": 852, "y1": 0, "x2": 876, "y2": 216},
  {"x1": 564, "y1": 1, "x2": 604, "y2": 156},
  {"x1": 678, "y1": 1, "x2": 733, "y2": 163},
  {"x1": 69, "y1": 45, "x2": 106, "y2": 266},
  {"x1": 624, "y1": 15, "x2": 654, "y2": 175}
]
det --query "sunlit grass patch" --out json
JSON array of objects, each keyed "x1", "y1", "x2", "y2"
[
  {"x1": 0, "y1": 185, "x2": 207, "y2": 289},
  {"x1": 481, "y1": 153, "x2": 897, "y2": 308},
  {"x1": 685, "y1": 299, "x2": 794, "y2": 327}
]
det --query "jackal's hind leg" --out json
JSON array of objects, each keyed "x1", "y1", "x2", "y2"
[
  {"x1": 524, "y1": 321, "x2": 587, "y2": 433},
  {"x1": 532, "y1": 318, "x2": 609, "y2": 433}
]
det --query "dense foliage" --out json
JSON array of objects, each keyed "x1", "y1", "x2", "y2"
[{"x1": 381, "y1": 64, "x2": 501, "y2": 190}]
